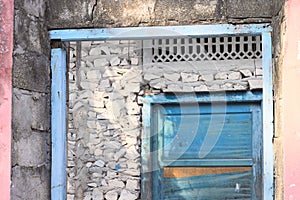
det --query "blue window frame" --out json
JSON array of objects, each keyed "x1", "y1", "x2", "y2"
[{"x1": 145, "y1": 92, "x2": 262, "y2": 199}]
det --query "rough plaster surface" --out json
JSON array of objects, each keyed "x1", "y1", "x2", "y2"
[{"x1": 47, "y1": 0, "x2": 275, "y2": 28}]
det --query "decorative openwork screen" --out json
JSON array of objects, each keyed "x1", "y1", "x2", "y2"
[{"x1": 144, "y1": 35, "x2": 262, "y2": 63}]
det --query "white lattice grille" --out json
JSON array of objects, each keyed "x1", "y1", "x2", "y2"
[{"x1": 147, "y1": 35, "x2": 262, "y2": 63}]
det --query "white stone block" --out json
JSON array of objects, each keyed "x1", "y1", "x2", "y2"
[
  {"x1": 126, "y1": 102, "x2": 140, "y2": 115},
  {"x1": 248, "y1": 79, "x2": 263, "y2": 90},
  {"x1": 150, "y1": 79, "x2": 166, "y2": 89},
  {"x1": 94, "y1": 159, "x2": 105, "y2": 167},
  {"x1": 220, "y1": 83, "x2": 233, "y2": 89},
  {"x1": 87, "y1": 183, "x2": 98, "y2": 187},
  {"x1": 94, "y1": 58, "x2": 109, "y2": 67},
  {"x1": 143, "y1": 73, "x2": 161, "y2": 81},
  {"x1": 200, "y1": 74, "x2": 214, "y2": 81},
  {"x1": 94, "y1": 149, "x2": 103, "y2": 156},
  {"x1": 215, "y1": 72, "x2": 228, "y2": 80},
  {"x1": 234, "y1": 84, "x2": 247, "y2": 90},
  {"x1": 208, "y1": 84, "x2": 220, "y2": 90},
  {"x1": 114, "y1": 148, "x2": 126, "y2": 161},
  {"x1": 125, "y1": 146, "x2": 140, "y2": 159},
  {"x1": 194, "y1": 85, "x2": 208, "y2": 92},
  {"x1": 92, "y1": 188, "x2": 104, "y2": 200},
  {"x1": 110, "y1": 57, "x2": 121, "y2": 66},
  {"x1": 228, "y1": 72, "x2": 242, "y2": 80},
  {"x1": 108, "y1": 180, "x2": 125, "y2": 188},
  {"x1": 124, "y1": 83, "x2": 140, "y2": 93},
  {"x1": 103, "y1": 69, "x2": 121, "y2": 78},
  {"x1": 120, "y1": 59, "x2": 129, "y2": 66},
  {"x1": 182, "y1": 86, "x2": 194, "y2": 92},
  {"x1": 119, "y1": 189, "x2": 137, "y2": 200},
  {"x1": 181, "y1": 72, "x2": 199, "y2": 83},
  {"x1": 164, "y1": 73, "x2": 180, "y2": 82},
  {"x1": 105, "y1": 191, "x2": 118, "y2": 200},
  {"x1": 99, "y1": 79, "x2": 111, "y2": 89},
  {"x1": 240, "y1": 69, "x2": 253, "y2": 77},
  {"x1": 80, "y1": 82, "x2": 98, "y2": 90},
  {"x1": 110, "y1": 47, "x2": 122, "y2": 54},
  {"x1": 90, "y1": 47, "x2": 102, "y2": 56},
  {"x1": 86, "y1": 70, "x2": 101, "y2": 80},
  {"x1": 130, "y1": 58, "x2": 139, "y2": 65},
  {"x1": 126, "y1": 180, "x2": 139, "y2": 191},
  {"x1": 255, "y1": 68, "x2": 263, "y2": 76},
  {"x1": 89, "y1": 100, "x2": 104, "y2": 108},
  {"x1": 164, "y1": 84, "x2": 182, "y2": 92}
]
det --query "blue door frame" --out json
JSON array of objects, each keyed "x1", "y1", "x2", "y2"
[{"x1": 50, "y1": 24, "x2": 273, "y2": 200}]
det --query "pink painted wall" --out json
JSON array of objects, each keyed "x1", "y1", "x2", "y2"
[
  {"x1": 283, "y1": 0, "x2": 300, "y2": 199},
  {"x1": 0, "y1": 0, "x2": 13, "y2": 199}
]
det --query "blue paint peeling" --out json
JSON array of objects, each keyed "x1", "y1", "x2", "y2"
[{"x1": 51, "y1": 49, "x2": 67, "y2": 200}]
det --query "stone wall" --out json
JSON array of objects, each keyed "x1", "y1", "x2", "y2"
[
  {"x1": 11, "y1": 0, "x2": 51, "y2": 199},
  {"x1": 67, "y1": 38, "x2": 262, "y2": 200},
  {"x1": 10, "y1": 0, "x2": 284, "y2": 199}
]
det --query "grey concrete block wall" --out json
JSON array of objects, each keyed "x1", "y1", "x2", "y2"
[
  {"x1": 12, "y1": 0, "x2": 51, "y2": 199},
  {"x1": 11, "y1": 0, "x2": 284, "y2": 199}
]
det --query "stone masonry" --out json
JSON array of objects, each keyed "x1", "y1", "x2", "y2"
[
  {"x1": 10, "y1": 0, "x2": 284, "y2": 199},
  {"x1": 67, "y1": 39, "x2": 262, "y2": 200}
]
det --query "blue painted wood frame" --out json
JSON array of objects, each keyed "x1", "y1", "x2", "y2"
[
  {"x1": 50, "y1": 24, "x2": 271, "y2": 41},
  {"x1": 51, "y1": 48, "x2": 67, "y2": 200},
  {"x1": 262, "y1": 31, "x2": 274, "y2": 199},
  {"x1": 142, "y1": 91, "x2": 264, "y2": 199},
  {"x1": 49, "y1": 23, "x2": 273, "y2": 200}
]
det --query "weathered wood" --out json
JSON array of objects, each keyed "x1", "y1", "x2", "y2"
[{"x1": 51, "y1": 49, "x2": 67, "y2": 200}]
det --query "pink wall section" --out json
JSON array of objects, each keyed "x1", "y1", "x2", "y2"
[
  {"x1": 0, "y1": 0, "x2": 13, "y2": 199},
  {"x1": 283, "y1": 0, "x2": 300, "y2": 199}
]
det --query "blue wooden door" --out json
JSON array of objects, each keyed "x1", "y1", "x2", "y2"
[{"x1": 151, "y1": 101, "x2": 262, "y2": 199}]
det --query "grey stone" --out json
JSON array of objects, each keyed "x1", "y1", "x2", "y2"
[
  {"x1": 194, "y1": 85, "x2": 208, "y2": 92},
  {"x1": 164, "y1": 73, "x2": 180, "y2": 82},
  {"x1": 99, "y1": 79, "x2": 111, "y2": 89},
  {"x1": 255, "y1": 68, "x2": 263, "y2": 76},
  {"x1": 95, "y1": 160, "x2": 105, "y2": 167},
  {"x1": 86, "y1": 70, "x2": 101, "y2": 80},
  {"x1": 94, "y1": 58, "x2": 109, "y2": 67},
  {"x1": 130, "y1": 58, "x2": 139, "y2": 65},
  {"x1": 143, "y1": 73, "x2": 161, "y2": 81},
  {"x1": 13, "y1": 53, "x2": 50, "y2": 92},
  {"x1": 108, "y1": 180, "x2": 125, "y2": 188},
  {"x1": 13, "y1": 131, "x2": 47, "y2": 167},
  {"x1": 110, "y1": 47, "x2": 122, "y2": 54},
  {"x1": 227, "y1": 0, "x2": 273, "y2": 18},
  {"x1": 240, "y1": 69, "x2": 253, "y2": 77},
  {"x1": 119, "y1": 189, "x2": 137, "y2": 200},
  {"x1": 215, "y1": 72, "x2": 228, "y2": 80},
  {"x1": 92, "y1": 188, "x2": 104, "y2": 200},
  {"x1": 105, "y1": 191, "x2": 118, "y2": 200},
  {"x1": 110, "y1": 56, "x2": 121, "y2": 66},
  {"x1": 13, "y1": 89, "x2": 50, "y2": 134},
  {"x1": 126, "y1": 180, "x2": 139, "y2": 191},
  {"x1": 228, "y1": 72, "x2": 242, "y2": 80},
  {"x1": 181, "y1": 72, "x2": 199, "y2": 82},
  {"x1": 200, "y1": 74, "x2": 214, "y2": 81},
  {"x1": 11, "y1": 166, "x2": 50, "y2": 200},
  {"x1": 248, "y1": 79, "x2": 263, "y2": 90}
]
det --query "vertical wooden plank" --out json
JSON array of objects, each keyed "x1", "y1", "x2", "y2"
[
  {"x1": 262, "y1": 31, "x2": 274, "y2": 200},
  {"x1": 51, "y1": 48, "x2": 67, "y2": 200}
]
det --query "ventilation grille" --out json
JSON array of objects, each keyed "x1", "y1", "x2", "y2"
[{"x1": 147, "y1": 35, "x2": 262, "y2": 63}]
